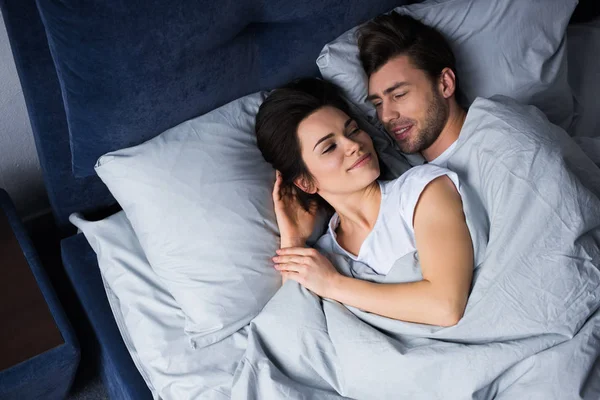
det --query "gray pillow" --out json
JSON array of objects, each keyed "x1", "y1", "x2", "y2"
[
  {"x1": 95, "y1": 93, "x2": 282, "y2": 348},
  {"x1": 317, "y1": 0, "x2": 577, "y2": 130}
]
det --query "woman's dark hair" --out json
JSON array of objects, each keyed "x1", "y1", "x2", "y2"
[
  {"x1": 358, "y1": 12, "x2": 460, "y2": 96},
  {"x1": 255, "y1": 78, "x2": 355, "y2": 212}
]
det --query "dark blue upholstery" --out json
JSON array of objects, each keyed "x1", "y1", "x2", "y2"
[
  {"x1": 61, "y1": 234, "x2": 152, "y2": 399},
  {"x1": 37, "y1": 0, "x2": 406, "y2": 178},
  {"x1": 0, "y1": 189, "x2": 80, "y2": 400},
  {"x1": 0, "y1": 0, "x2": 116, "y2": 233}
]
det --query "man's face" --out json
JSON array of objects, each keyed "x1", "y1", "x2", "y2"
[{"x1": 367, "y1": 55, "x2": 449, "y2": 154}]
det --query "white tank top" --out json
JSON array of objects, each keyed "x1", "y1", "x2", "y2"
[{"x1": 320, "y1": 164, "x2": 461, "y2": 276}]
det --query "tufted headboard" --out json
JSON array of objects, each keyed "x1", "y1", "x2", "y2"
[{"x1": 1, "y1": 0, "x2": 423, "y2": 233}]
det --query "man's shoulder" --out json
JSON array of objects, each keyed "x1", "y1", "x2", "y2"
[
  {"x1": 462, "y1": 95, "x2": 565, "y2": 149},
  {"x1": 468, "y1": 95, "x2": 551, "y2": 132}
]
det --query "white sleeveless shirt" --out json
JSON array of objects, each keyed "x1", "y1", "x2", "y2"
[{"x1": 320, "y1": 164, "x2": 461, "y2": 276}]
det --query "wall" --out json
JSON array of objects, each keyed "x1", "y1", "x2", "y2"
[{"x1": 0, "y1": 10, "x2": 49, "y2": 219}]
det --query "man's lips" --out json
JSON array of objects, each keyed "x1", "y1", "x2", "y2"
[
  {"x1": 348, "y1": 153, "x2": 372, "y2": 171},
  {"x1": 391, "y1": 124, "x2": 413, "y2": 141}
]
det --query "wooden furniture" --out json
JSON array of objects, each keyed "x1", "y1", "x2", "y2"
[
  {"x1": 0, "y1": 208, "x2": 64, "y2": 370},
  {"x1": 0, "y1": 189, "x2": 79, "y2": 400}
]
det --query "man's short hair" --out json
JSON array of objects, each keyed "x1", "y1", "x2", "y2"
[{"x1": 358, "y1": 12, "x2": 460, "y2": 94}]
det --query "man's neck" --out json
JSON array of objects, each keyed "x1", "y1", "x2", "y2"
[{"x1": 422, "y1": 106, "x2": 467, "y2": 162}]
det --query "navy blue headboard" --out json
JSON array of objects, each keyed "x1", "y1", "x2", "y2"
[{"x1": 1, "y1": 0, "x2": 417, "y2": 233}]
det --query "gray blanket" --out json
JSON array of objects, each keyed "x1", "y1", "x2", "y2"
[{"x1": 231, "y1": 97, "x2": 600, "y2": 399}]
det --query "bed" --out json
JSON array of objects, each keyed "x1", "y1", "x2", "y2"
[{"x1": 1, "y1": 0, "x2": 600, "y2": 399}]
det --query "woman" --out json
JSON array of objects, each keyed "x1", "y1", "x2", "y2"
[{"x1": 256, "y1": 78, "x2": 473, "y2": 327}]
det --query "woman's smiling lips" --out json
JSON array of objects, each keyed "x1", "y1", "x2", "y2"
[
  {"x1": 348, "y1": 153, "x2": 372, "y2": 171},
  {"x1": 392, "y1": 124, "x2": 413, "y2": 141}
]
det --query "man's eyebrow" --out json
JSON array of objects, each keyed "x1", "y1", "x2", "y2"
[
  {"x1": 313, "y1": 119, "x2": 353, "y2": 151},
  {"x1": 366, "y1": 82, "x2": 409, "y2": 103},
  {"x1": 365, "y1": 93, "x2": 380, "y2": 103}
]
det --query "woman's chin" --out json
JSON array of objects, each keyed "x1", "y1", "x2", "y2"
[{"x1": 353, "y1": 167, "x2": 381, "y2": 190}]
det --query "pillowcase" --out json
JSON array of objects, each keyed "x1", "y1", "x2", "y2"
[
  {"x1": 95, "y1": 92, "x2": 281, "y2": 348},
  {"x1": 70, "y1": 211, "x2": 247, "y2": 399},
  {"x1": 317, "y1": 0, "x2": 577, "y2": 130}
]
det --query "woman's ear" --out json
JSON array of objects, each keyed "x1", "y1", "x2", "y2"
[{"x1": 294, "y1": 175, "x2": 317, "y2": 194}]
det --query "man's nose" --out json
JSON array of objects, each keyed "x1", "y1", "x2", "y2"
[{"x1": 380, "y1": 102, "x2": 398, "y2": 124}]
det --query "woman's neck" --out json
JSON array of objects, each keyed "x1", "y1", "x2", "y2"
[{"x1": 327, "y1": 181, "x2": 381, "y2": 234}]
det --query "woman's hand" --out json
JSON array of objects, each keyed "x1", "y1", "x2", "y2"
[
  {"x1": 272, "y1": 247, "x2": 341, "y2": 298},
  {"x1": 272, "y1": 171, "x2": 318, "y2": 248}
]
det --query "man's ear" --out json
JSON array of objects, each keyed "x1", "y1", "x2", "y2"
[
  {"x1": 439, "y1": 67, "x2": 457, "y2": 99},
  {"x1": 294, "y1": 175, "x2": 317, "y2": 194}
]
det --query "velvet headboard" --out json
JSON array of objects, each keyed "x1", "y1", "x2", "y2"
[{"x1": 1, "y1": 0, "x2": 420, "y2": 233}]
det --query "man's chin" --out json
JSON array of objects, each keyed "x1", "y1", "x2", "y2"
[
  {"x1": 386, "y1": 130, "x2": 418, "y2": 154},
  {"x1": 396, "y1": 142, "x2": 420, "y2": 155}
]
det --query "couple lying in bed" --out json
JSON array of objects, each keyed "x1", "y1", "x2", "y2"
[
  {"x1": 255, "y1": 13, "x2": 476, "y2": 327},
  {"x1": 256, "y1": 12, "x2": 595, "y2": 328},
  {"x1": 239, "y1": 13, "x2": 600, "y2": 397}
]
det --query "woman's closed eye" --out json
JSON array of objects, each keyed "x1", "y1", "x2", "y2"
[
  {"x1": 323, "y1": 143, "x2": 337, "y2": 154},
  {"x1": 322, "y1": 125, "x2": 361, "y2": 154}
]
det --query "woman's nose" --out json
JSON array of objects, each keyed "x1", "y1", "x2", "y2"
[{"x1": 344, "y1": 136, "x2": 360, "y2": 155}]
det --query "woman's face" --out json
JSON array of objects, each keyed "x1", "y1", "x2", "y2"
[{"x1": 296, "y1": 106, "x2": 380, "y2": 199}]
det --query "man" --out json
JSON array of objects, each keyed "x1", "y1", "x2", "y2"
[
  {"x1": 359, "y1": 13, "x2": 464, "y2": 167},
  {"x1": 355, "y1": 12, "x2": 600, "y2": 398}
]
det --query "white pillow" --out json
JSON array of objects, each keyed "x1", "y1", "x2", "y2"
[
  {"x1": 70, "y1": 211, "x2": 247, "y2": 399},
  {"x1": 317, "y1": 0, "x2": 577, "y2": 130},
  {"x1": 95, "y1": 92, "x2": 282, "y2": 348}
]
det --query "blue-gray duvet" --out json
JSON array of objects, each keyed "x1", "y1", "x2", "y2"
[{"x1": 231, "y1": 97, "x2": 600, "y2": 399}]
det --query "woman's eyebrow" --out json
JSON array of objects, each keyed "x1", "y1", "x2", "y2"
[
  {"x1": 313, "y1": 133, "x2": 335, "y2": 150},
  {"x1": 312, "y1": 119, "x2": 353, "y2": 150}
]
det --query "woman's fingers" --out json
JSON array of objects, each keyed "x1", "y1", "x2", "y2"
[
  {"x1": 272, "y1": 255, "x2": 307, "y2": 265},
  {"x1": 274, "y1": 263, "x2": 303, "y2": 273},
  {"x1": 276, "y1": 247, "x2": 318, "y2": 257}
]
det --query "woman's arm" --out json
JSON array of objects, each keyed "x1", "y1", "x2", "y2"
[
  {"x1": 333, "y1": 176, "x2": 473, "y2": 326},
  {"x1": 274, "y1": 176, "x2": 474, "y2": 327}
]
